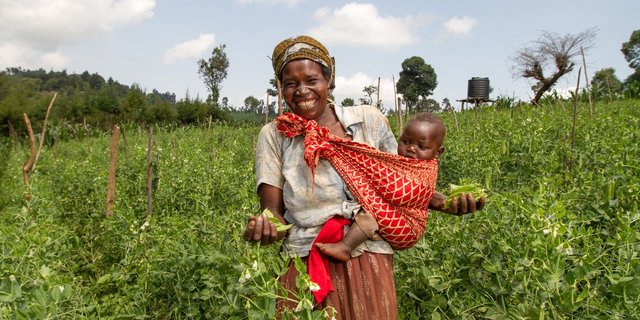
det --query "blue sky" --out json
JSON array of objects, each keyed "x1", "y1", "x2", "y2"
[{"x1": 1, "y1": 0, "x2": 637, "y2": 111}]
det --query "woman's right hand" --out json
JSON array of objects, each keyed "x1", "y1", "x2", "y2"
[{"x1": 242, "y1": 212, "x2": 282, "y2": 245}]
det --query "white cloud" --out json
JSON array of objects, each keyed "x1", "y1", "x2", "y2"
[
  {"x1": 334, "y1": 73, "x2": 398, "y2": 110},
  {"x1": 443, "y1": 16, "x2": 477, "y2": 36},
  {"x1": 163, "y1": 34, "x2": 216, "y2": 65},
  {"x1": 41, "y1": 51, "x2": 70, "y2": 69},
  {"x1": 307, "y1": 3, "x2": 433, "y2": 50},
  {"x1": 234, "y1": 0, "x2": 304, "y2": 6},
  {"x1": 0, "y1": 0, "x2": 155, "y2": 68},
  {"x1": 0, "y1": 42, "x2": 69, "y2": 69}
]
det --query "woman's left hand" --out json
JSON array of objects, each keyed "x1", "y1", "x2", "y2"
[
  {"x1": 242, "y1": 212, "x2": 281, "y2": 245},
  {"x1": 429, "y1": 191, "x2": 485, "y2": 216}
]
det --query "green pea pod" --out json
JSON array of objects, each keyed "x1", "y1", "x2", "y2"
[
  {"x1": 444, "y1": 183, "x2": 488, "y2": 209},
  {"x1": 263, "y1": 208, "x2": 292, "y2": 232}
]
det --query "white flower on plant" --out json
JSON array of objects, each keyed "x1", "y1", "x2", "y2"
[
  {"x1": 9, "y1": 275, "x2": 16, "y2": 282},
  {"x1": 140, "y1": 221, "x2": 150, "y2": 231},
  {"x1": 59, "y1": 285, "x2": 65, "y2": 293},
  {"x1": 556, "y1": 243, "x2": 573, "y2": 255},
  {"x1": 294, "y1": 298, "x2": 313, "y2": 312},
  {"x1": 308, "y1": 281, "x2": 321, "y2": 292},
  {"x1": 252, "y1": 260, "x2": 258, "y2": 271},
  {"x1": 238, "y1": 269, "x2": 252, "y2": 284},
  {"x1": 564, "y1": 246, "x2": 574, "y2": 255},
  {"x1": 543, "y1": 229, "x2": 551, "y2": 235}
]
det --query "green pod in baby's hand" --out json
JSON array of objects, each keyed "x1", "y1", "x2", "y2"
[{"x1": 444, "y1": 183, "x2": 488, "y2": 209}]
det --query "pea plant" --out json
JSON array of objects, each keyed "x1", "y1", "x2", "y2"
[{"x1": 1, "y1": 100, "x2": 638, "y2": 319}]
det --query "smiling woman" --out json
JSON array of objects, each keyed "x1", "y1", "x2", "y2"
[
  {"x1": 242, "y1": 34, "x2": 481, "y2": 319},
  {"x1": 244, "y1": 35, "x2": 400, "y2": 319}
]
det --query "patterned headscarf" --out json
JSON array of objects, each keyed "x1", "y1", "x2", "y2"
[{"x1": 272, "y1": 35, "x2": 335, "y2": 90}]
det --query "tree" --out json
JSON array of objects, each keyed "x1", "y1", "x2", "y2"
[
  {"x1": 120, "y1": 84, "x2": 147, "y2": 122},
  {"x1": 396, "y1": 56, "x2": 437, "y2": 112},
  {"x1": 341, "y1": 98, "x2": 355, "y2": 107},
  {"x1": 415, "y1": 98, "x2": 440, "y2": 113},
  {"x1": 441, "y1": 98, "x2": 453, "y2": 112},
  {"x1": 510, "y1": 28, "x2": 598, "y2": 104},
  {"x1": 243, "y1": 96, "x2": 260, "y2": 114},
  {"x1": 198, "y1": 44, "x2": 229, "y2": 104},
  {"x1": 621, "y1": 30, "x2": 640, "y2": 86},
  {"x1": 622, "y1": 30, "x2": 640, "y2": 70},
  {"x1": 591, "y1": 68, "x2": 623, "y2": 100},
  {"x1": 362, "y1": 85, "x2": 376, "y2": 105}
]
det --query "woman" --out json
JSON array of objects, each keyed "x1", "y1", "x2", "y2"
[{"x1": 243, "y1": 35, "x2": 483, "y2": 319}]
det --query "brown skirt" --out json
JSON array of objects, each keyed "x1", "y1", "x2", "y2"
[{"x1": 278, "y1": 252, "x2": 397, "y2": 320}]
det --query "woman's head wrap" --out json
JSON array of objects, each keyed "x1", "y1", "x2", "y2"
[{"x1": 272, "y1": 35, "x2": 335, "y2": 90}]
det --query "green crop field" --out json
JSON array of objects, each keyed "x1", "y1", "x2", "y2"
[{"x1": 1, "y1": 100, "x2": 638, "y2": 319}]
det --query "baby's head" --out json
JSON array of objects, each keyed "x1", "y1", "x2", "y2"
[{"x1": 397, "y1": 112, "x2": 446, "y2": 160}]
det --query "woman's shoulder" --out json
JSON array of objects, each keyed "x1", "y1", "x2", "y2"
[{"x1": 335, "y1": 104, "x2": 388, "y2": 126}]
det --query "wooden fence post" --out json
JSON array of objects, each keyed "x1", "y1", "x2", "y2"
[
  {"x1": 570, "y1": 67, "x2": 582, "y2": 174},
  {"x1": 22, "y1": 113, "x2": 37, "y2": 203},
  {"x1": 265, "y1": 94, "x2": 269, "y2": 125},
  {"x1": 277, "y1": 79, "x2": 283, "y2": 115},
  {"x1": 146, "y1": 127, "x2": 154, "y2": 216},
  {"x1": 581, "y1": 47, "x2": 594, "y2": 116},
  {"x1": 106, "y1": 125, "x2": 120, "y2": 217},
  {"x1": 33, "y1": 92, "x2": 57, "y2": 170},
  {"x1": 8, "y1": 120, "x2": 17, "y2": 150}
]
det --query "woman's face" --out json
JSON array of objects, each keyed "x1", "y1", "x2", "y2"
[{"x1": 281, "y1": 59, "x2": 330, "y2": 121}]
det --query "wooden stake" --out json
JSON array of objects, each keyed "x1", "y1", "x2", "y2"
[
  {"x1": 376, "y1": 77, "x2": 381, "y2": 109},
  {"x1": 265, "y1": 94, "x2": 269, "y2": 125},
  {"x1": 276, "y1": 79, "x2": 283, "y2": 115},
  {"x1": 392, "y1": 75, "x2": 400, "y2": 130},
  {"x1": 397, "y1": 97, "x2": 404, "y2": 132},
  {"x1": 452, "y1": 106, "x2": 459, "y2": 132},
  {"x1": 580, "y1": 47, "x2": 593, "y2": 116},
  {"x1": 606, "y1": 75, "x2": 614, "y2": 103},
  {"x1": 22, "y1": 113, "x2": 37, "y2": 202},
  {"x1": 83, "y1": 117, "x2": 90, "y2": 145},
  {"x1": 33, "y1": 92, "x2": 57, "y2": 170},
  {"x1": 570, "y1": 67, "x2": 582, "y2": 174},
  {"x1": 146, "y1": 127, "x2": 154, "y2": 216},
  {"x1": 8, "y1": 120, "x2": 17, "y2": 150},
  {"x1": 106, "y1": 125, "x2": 120, "y2": 216}
]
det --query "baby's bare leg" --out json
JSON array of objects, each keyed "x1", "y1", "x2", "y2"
[{"x1": 316, "y1": 212, "x2": 380, "y2": 261}]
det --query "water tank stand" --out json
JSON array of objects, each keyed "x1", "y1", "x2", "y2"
[{"x1": 456, "y1": 98, "x2": 494, "y2": 111}]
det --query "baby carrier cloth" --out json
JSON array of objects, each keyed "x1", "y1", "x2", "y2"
[{"x1": 275, "y1": 112, "x2": 438, "y2": 250}]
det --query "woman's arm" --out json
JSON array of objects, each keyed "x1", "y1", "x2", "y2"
[
  {"x1": 428, "y1": 191, "x2": 485, "y2": 215},
  {"x1": 242, "y1": 183, "x2": 287, "y2": 245}
]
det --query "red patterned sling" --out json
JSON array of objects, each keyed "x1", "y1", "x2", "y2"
[{"x1": 276, "y1": 112, "x2": 438, "y2": 250}]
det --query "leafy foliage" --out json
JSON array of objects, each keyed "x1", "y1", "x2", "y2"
[
  {"x1": 0, "y1": 68, "x2": 231, "y2": 138},
  {"x1": 621, "y1": 29, "x2": 640, "y2": 70},
  {"x1": 198, "y1": 44, "x2": 230, "y2": 105},
  {"x1": 1, "y1": 100, "x2": 639, "y2": 318}
]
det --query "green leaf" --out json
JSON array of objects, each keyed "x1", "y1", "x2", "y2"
[
  {"x1": 96, "y1": 274, "x2": 111, "y2": 284},
  {"x1": 50, "y1": 286, "x2": 63, "y2": 302},
  {"x1": 39, "y1": 265, "x2": 51, "y2": 279},
  {"x1": 263, "y1": 208, "x2": 292, "y2": 232}
]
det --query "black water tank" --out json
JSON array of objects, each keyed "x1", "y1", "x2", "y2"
[{"x1": 467, "y1": 77, "x2": 490, "y2": 99}]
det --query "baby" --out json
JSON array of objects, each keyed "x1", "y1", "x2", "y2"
[{"x1": 316, "y1": 112, "x2": 445, "y2": 261}]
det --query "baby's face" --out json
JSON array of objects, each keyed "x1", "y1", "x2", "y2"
[{"x1": 397, "y1": 121, "x2": 443, "y2": 160}]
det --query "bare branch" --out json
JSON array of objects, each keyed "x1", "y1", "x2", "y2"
[{"x1": 510, "y1": 28, "x2": 598, "y2": 104}]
